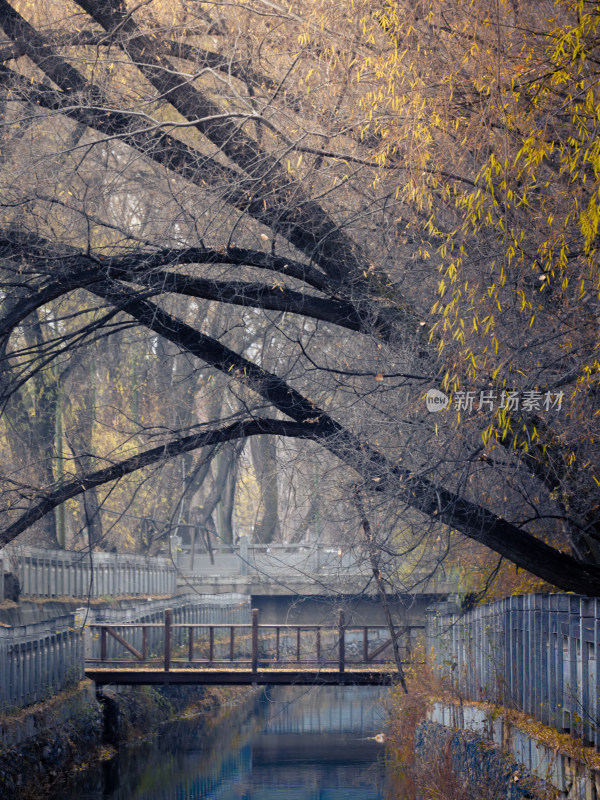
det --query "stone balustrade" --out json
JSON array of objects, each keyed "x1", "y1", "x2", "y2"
[
  {"x1": 0, "y1": 545, "x2": 177, "y2": 599},
  {"x1": 0, "y1": 614, "x2": 83, "y2": 713}
]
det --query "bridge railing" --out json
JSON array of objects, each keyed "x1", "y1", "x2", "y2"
[
  {"x1": 175, "y1": 540, "x2": 459, "y2": 596},
  {"x1": 85, "y1": 608, "x2": 410, "y2": 673},
  {"x1": 176, "y1": 540, "x2": 373, "y2": 579},
  {"x1": 85, "y1": 593, "x2": 250, "y2": 661},
  {"x1": 0, "y1": 544, "x2": 177, "y2": 599},
  {"x1": 428, "y1": 594, "x2": 600, "y2": 750}
]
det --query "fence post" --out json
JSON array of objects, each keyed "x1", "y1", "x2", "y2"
[
  {"x1": 252, "y1": 608, "x2": 258, "y2": 673},
  {"x1": 0, "y1": 628, "x2": 7, "y2": 710},
  {"x1": 594, "y1": 599, "x2": 600, "y2": 750},
  {"x1": 164, "y1": 608, "x2": 172, "y2": 672},
  {"x1": 188, "y1": 626, "x2": 194, "y2": 662},
  {"x1": 580, "y1": 597, "x2": 594, "y2": 744},
  {"x1": 74, "y1": 607, "x2": 89, "y2": 665},
  {"x1": 240, "y1": 536, "x2": 249, "y2": 576},
  {"x1": 100, "y1": 627, "x2": 107, "y2": 661},
  {"x1": 338, "y1": 609, "x2": 345, "y2": 674},
  {"x1": 0, "y1": 555, "x2": 4, "y2": 601}
]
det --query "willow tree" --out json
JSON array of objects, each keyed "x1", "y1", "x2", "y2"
[
  {"x1": 0, "y1": 0, "x2": 598, "y2": 594},
  {"x1": 352, "y1": 0, "x2": 600, "y2": 563}
]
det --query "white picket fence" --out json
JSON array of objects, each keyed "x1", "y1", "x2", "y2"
[{"x1": 0, "y1": 545, "x2": 177, "y2": 599}]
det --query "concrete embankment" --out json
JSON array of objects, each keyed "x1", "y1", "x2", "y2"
[
  {"x1": 415, "y1": 719, "x2": 550, "y2": 799},
  {"x1": 0, "y1": 596, "x2": 172, "y2": 627},
  {"x1": 0, "y1": 679, "x2": 252, "y2": 799},
  {"x1": 0, "y1": 682, "x2": 102, "y2": 797},
  {"x1": 420, "y1": 701, "x2": 600, "y2": 800}
]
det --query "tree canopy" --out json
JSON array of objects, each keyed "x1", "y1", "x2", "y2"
[{"x1": 0, "y1": 0, "x2": 599, "y2": 594}]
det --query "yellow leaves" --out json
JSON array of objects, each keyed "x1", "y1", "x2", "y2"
[
  {"x1": 515, "y1": 288, "x2": 530, "y2": 315},
  {"x1": 481, "y1": 423, "x2": 495, "y2": 448},
  {"x1": 452, "y1": 328, "x2": 465, "y2": 345},
  {"x1": 579, "y1": 191, "x2": 600, "y2": 254}
]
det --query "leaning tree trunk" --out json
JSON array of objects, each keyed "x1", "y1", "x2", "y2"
[{"x1": 250, "y1": 435, "x2": 280, "y2": 544}]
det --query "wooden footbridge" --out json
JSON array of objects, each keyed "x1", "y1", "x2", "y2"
[{"x1": 85, "y1": 608, "x2": 405, "y2": 687}]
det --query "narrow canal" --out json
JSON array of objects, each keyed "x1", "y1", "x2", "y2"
[{"x1": 53, "y1": 686, "x2": 390, "y2": 799}]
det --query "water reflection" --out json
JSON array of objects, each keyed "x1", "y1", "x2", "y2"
[{"x1": 53, "y1": 686, "x2": 389, "y2": 800}]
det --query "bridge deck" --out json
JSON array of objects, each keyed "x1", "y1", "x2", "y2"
[{"x1": 85, "y1": 667, "x2": 394, "y2": 686}]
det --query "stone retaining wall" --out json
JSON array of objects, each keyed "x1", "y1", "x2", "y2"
[{"x1": 428, "y1": 701, "x2": 600, "y2": 800}]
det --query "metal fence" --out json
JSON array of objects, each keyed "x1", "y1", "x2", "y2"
[
  {"x1": 427, "y1": 594, "x2": 600, "y2": 748},
  {"x1": 0, "y1": 545, "x2": 177, "y2": 599}
]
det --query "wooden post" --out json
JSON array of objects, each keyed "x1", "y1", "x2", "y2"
[
  {"x1": 142, "y1": 626, "x2": 148, "y2": 661},
  {"x1": 209, "y1": 627, "x2": 214, "y2": 663},
  {"x1": 296, "y1": 627, "x2": 301, "y2": 662},
  {"x1": 188, "y1": 626, "x2": 194, "y2": 662},
  {"x1": 316, "y1": 628, "x2": 321, "y2": 663},
  {"x1": 100, "y1": 627, "x2": 107, "y2": 661},
  {"x1": 164, "y1": 608, "x2": 172, "y2": 672},
  {"x1": 229, "y1": 626, "x2": 235, "y2": 661},
  {"x1": 363, "y1": 627, "x2": 369, "y2": 662},
  {"x1": 190, "y1": 527, "x2": 197, "y2": 571},
  {"x1": 338, "y1": 609, "x2": 345, "y2": 674},
  {"x1": 276, "y1": 627, "x2": 280, "y2": 662},
  {"x1": 252, "y1": 609, "x2": 258, "y2": 673}
]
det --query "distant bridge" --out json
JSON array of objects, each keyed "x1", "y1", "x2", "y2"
[
  {"x1": 175, "y1": 539, "x2": 456, "y2": 596},
  {"x1": 85, "y1": 607, "x2": 405, "y2": 687},
  {"x1": 174, "y1": 540, "x2": 458, "y2": 627},
  {"x1": 175, "y1": 540, "x2": 458, "y2": 627}
]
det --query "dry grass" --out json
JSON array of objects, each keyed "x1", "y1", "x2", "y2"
[{"x1": 385, "y1": 656, "x2": 556, "y2": 800}]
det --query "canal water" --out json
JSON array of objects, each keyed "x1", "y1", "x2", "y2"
[{"x1": 53, "y1": 686, "x2": 390, "y2": 799}]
